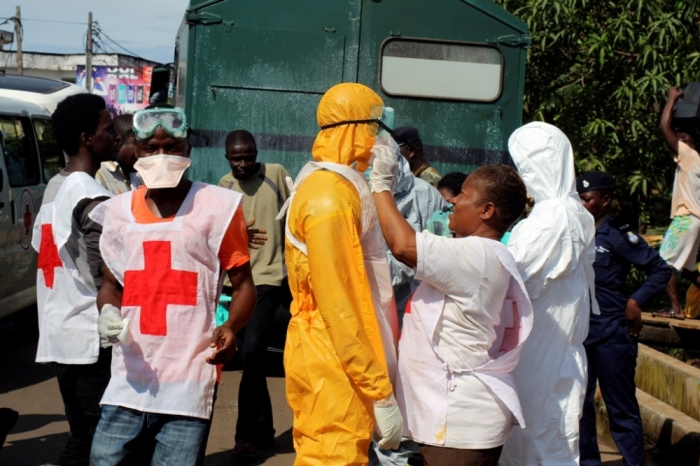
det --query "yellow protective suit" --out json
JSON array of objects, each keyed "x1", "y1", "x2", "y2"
[{"x1": 284, "y1": 83, "x2": 394, "y2": 465}]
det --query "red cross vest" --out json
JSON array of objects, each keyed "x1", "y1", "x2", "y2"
[
  {"x1": 396, "y1": 238, "x2": 533, "y2": 445},
  {"x1": 32, "y1": 172, "x2": 113, "y2": 364},
  {"x1": 90, "y1": 182, "x2": 243, "y2": 419}
]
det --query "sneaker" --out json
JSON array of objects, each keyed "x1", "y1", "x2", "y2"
[{"x1": 231, "y1": 441, "x2": 257, "y2": 464}]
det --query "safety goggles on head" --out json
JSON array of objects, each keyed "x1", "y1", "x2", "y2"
[
  {"x1": 133, "y1": 108, "x2": 189, "y2": 141},
  {"x1": 320, "y1": 106, "x2": 395, "y2": 137}
]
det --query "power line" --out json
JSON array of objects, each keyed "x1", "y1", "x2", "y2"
[
  {"x1": 93, "y1": 22, "x2": 147, "y2": 61},
  {"x1": 0, "y1": 16, "x2": 86, "y2": 25}
]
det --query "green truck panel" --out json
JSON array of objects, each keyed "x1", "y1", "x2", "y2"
[{"x1": 176, "y1": 0, "x2": 528, "y2": 183}]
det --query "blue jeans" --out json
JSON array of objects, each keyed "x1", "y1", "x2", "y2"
[{"x1": 90, "y1": 404, "x2": 211, "y2": 466}]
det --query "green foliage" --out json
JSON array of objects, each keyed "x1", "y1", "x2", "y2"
[{"x1": 494, "y1": 0, "x2": 700, "y2": 230}]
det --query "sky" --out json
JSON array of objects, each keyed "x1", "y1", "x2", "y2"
[{"x1": 1, "y1": 0, "x2": 191, "y2": 64}]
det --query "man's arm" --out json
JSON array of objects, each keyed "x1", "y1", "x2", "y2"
[
  {"x1": 207, "y1": 206, "x2": 256, "y2": 364},
  {"x1": 660, "y1": 86, "x2": 684, "y2": 155},
  {"x1": 206, "y1": 262, "x2": 256, "y2": 365},
  {"x1": 76, "y1": 197, "x2": 110, "y2": 291},
  {"x1": 97, "y1": 264, "x2": 123, "y2": 310}
]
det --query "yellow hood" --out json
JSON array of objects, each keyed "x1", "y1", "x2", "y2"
[{"x1": 312, "y1": 83, "x2": 384, "y2": 171}]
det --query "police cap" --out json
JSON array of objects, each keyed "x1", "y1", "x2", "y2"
[{"x1": 576, "y1": 170, "x2": 615, "y2": 194}]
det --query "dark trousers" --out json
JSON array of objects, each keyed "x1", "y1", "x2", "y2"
[
  {"x1": 580, "y1": 324, "x2": 644, "y2": 466},
  {"x1": 419, "y1": 444, "x2": 502, "y2": 466},
  {"x1": 235, "y1": 280, "x2": 291, "y2": 445},
  {"x1": 52, "y1": 346, "x2": 112, "y2": 466}
]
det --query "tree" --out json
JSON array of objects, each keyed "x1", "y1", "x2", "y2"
[{"x1": 494, "y1": 0, "x2": 700, "y2": 229}]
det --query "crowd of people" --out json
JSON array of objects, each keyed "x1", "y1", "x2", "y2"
[{"x1": 18, "y1": 82, "x2": 698, "y2": 466}]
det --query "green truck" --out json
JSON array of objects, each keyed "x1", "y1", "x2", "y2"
[{"x1": 175, "y1": 0, "x2": 530, "y2": 182}]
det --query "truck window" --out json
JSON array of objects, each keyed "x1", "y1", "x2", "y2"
[
  {"x1": 33, "y1": 117, "x2": 65, "y2": 182},
  {"x1": 380, "y1": 39, "x2": 503, "y2": 102},
  {"x1": 0, "y1": 115, "x2": 41, "y2": 187}
]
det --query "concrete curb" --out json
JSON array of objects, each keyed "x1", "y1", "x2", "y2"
[
  {"x1": 597, "y1": 388, "x2": 700, "y2": 464},
  {"x1": 636, "y1": 344, "x2": 700, "y2": 422}
]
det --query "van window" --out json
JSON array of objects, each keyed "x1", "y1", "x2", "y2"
[
  {"x1": 0, "y1": 116, "x2": 41, "y2": 187},
  {"x1": 33, "y1": 118, "x2": 65, "y2": 182},
  {"x1": 380, "y1": 39, "x2": 503, "y2": 102}
]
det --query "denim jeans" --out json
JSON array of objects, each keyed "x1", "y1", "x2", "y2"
[
  {"x1": 52, "y1": 346, "x2": 112, "y2": 466},
  {"x1": 235, "y1": 280, "x2": 292, "y2": 445},
  {"x1": 90, "y1": 404, "x2": 211, "y2": 466}
]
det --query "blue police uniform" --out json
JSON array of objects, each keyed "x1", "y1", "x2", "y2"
[{"x1": 579, "y1": 216, "x2": 671, "y2": 466}]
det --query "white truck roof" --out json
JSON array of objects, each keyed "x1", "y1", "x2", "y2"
[{"x1": 0, "y1": 74, "x2": 88, "y2": 113}]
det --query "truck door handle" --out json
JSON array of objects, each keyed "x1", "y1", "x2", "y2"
[{"x1": 10, "y1": 199, "x2": 15, "y2": 224}]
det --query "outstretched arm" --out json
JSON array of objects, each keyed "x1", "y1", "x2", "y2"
[
  {"x1": 660, "y1": 86, "x2": 684, "y2": 154},
  {"x1": 373, "y1": 191, "x2": 417, "y2": 268},
  {"x1": 370, "y1": 143, "x2": 417, "y2": 268}
]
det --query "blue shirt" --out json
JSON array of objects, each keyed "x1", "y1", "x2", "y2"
[{"x1": 587, "y1": 216, "x2": 671, "y2": 345}]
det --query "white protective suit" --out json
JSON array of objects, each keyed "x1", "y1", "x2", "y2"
[
  {"x1": 390, "y1": 154, "x2": 447, "y2": 289},
  {"x1": 501, "y1": 122, "x2": 598, "y2": 465}
]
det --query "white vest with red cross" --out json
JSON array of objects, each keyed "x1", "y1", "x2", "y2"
[
  {"x1": 32, "y1": 172, "x2": 113, "y2": 364},
  {"x1": 89, "y1": 182, "x2": 242, "y2": 419},
  {"x1": 396, "y1": 238, "x2": 533, "y2": 445}
]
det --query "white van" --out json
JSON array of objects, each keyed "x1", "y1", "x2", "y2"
[
  {"x1": 0, "y1": 74, "x2": 88, "y2": 113},
  {"x1": 0, "y1": 96, "x2": 65, "y2": 318}
]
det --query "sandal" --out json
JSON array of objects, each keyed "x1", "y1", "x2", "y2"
[{"x1": 652, "y1": 309, "x2": 686, "y2": 320}]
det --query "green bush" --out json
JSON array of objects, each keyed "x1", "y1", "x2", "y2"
[{"x1": 495, "y1": 0, "x2": 700, "y2": 232}]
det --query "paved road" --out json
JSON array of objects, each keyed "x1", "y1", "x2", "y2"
[
  {"x1": 0, "y1": 307, "x2": 658, "y2": 465},
  {"x1": 0, "y1": 307, "x2": 294, "y2": 465}
]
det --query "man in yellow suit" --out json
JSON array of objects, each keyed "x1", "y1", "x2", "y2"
[{"x1": 279, "y1": 83, "x2": 403, "y2": 465}]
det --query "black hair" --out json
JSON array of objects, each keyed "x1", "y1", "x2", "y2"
[
  {"x1": 145, "y1": 102, "x2": 174, "y2": 110},
  {"x1": 225, "y1": 130, "x2": 257, "y2": 150},
  {"x1": 51, "y1": 93, "x2": 106, "y2": 156},
  {"x1": 113, "y1": 114, "x2": 134, "y2": 139},
  {"x1": 437, "y1": 172, "x2": 468, "y2": 197},
  {"x1": 470, "y1": 164, "x2": 527, "y2": 233}
]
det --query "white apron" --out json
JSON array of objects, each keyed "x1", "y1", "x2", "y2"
[
  {"x1": 32, "y1": 172, "x2": 112, "y2": 364},
  {"x1": 90, "y1": 182, "x2": 242, "y2": 419},
  {"x1": 396, "y1": 238, "x2": 533, "y2": 446},
  {"x1": 276, "y1": 161, "x2": 398, "y2": 379}
]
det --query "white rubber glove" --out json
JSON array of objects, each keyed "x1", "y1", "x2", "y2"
[
  {"x1": 369, "y1": 138, "x2": 400, "y2": 194},
  {"x1": 373, "y1": 394, "x2": 403, "y2": 450},
  {"x1": 98, "y1": 304, "x2": 132, "y2": 346}
]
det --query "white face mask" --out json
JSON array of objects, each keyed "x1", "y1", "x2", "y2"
[{"x1": 134, "y1": 154, "x2": 191, "y2": 189}]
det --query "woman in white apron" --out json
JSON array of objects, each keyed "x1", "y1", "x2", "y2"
[{"x1": 369, "y1": 144, "x2": 533, "y2": 466}]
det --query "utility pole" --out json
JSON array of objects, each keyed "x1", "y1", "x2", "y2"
[
  {"x1": 85, "y1": 11, "x2": 92, "y2": 91},
  {"x1": 14, "y1": 5, "x2": 22, "y2": 75}
]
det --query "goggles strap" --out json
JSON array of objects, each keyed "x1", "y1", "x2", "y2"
[{"x1": 320, "y1": 119, "x2": 396, "y2": 138}]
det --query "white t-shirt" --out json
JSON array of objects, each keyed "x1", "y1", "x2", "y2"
[
  {"x1": 415, "y1": 233, "x2": 514, "y2": 449},
  {"x1": 671, "y1": 141, "x2": 700, "y2": 219}
]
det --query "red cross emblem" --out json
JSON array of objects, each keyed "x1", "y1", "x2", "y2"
[
  {"x1": 23, "y1": 203, "x2": 32, "y2": 236},
  {"x1": 122, "y1": 241, "x2": 198, "y2": 336},
  {"x1": 37, "y1": 224, "x2": 62, "y2": 289}
]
